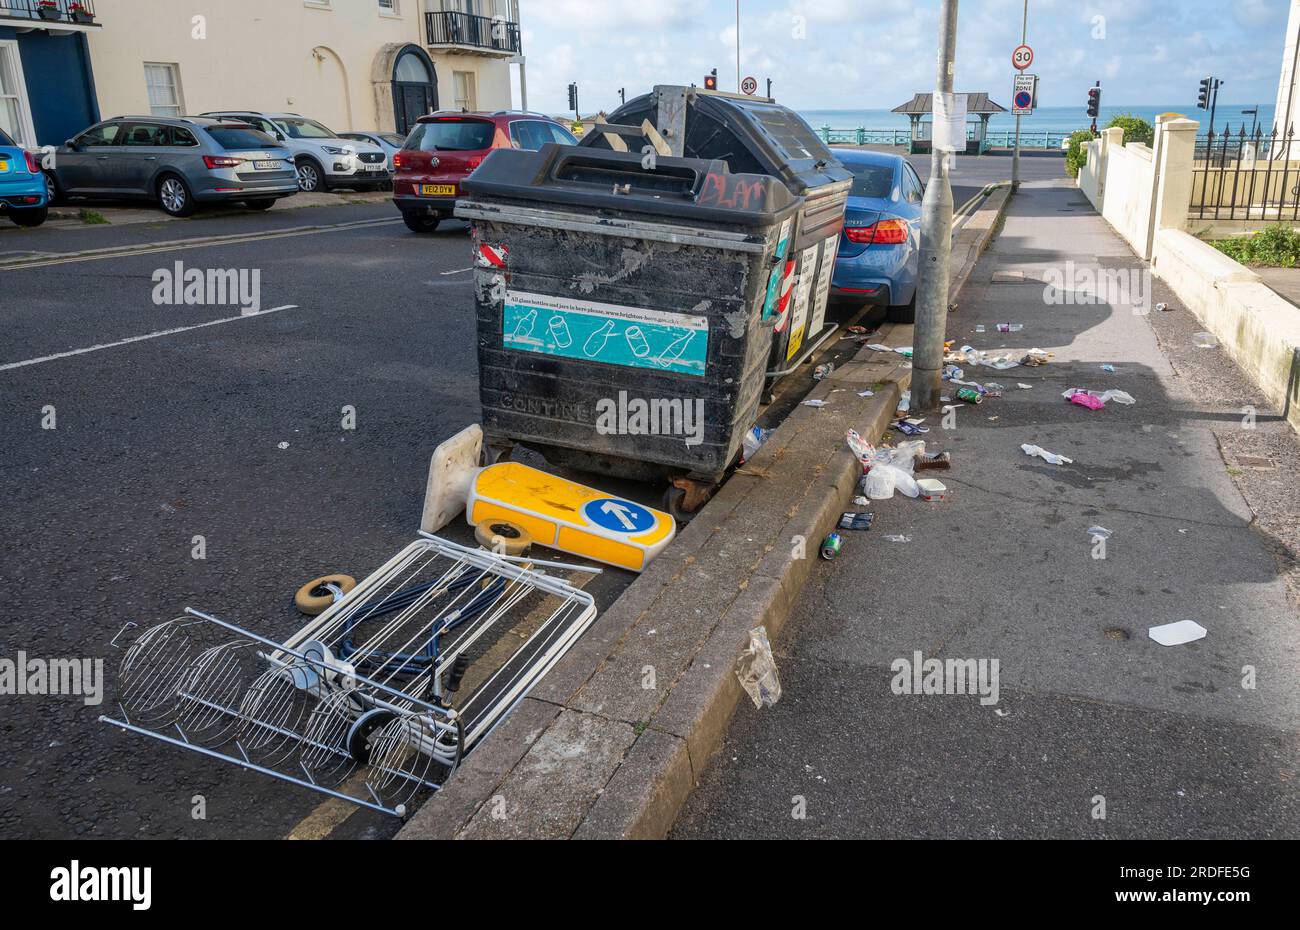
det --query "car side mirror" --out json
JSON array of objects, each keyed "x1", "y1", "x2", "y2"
[
  {"x1": 275, "y1": 132, "x2": 285, "y2": 142},
  {"x1": 65, "y1": 139, "x2": 79, "y2": 151}
]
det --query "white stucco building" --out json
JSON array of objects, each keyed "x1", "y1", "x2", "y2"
[
  {"x1": 87, "y1": 0, "x2": 523, "y2": 135},
  {"x1": 1274, "y1": 0, "x2": 1300, "y2": 136}
]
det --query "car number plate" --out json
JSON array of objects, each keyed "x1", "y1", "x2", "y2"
[
  {"x1": 364, "y1": 163, "x2": 386, "y2": 172},
  {"x1": 253, "y1": 160, "x2": 282, "y2": 170},
  {"x1": 421, "y1": 184, "x2": 456, "y2": 196}
]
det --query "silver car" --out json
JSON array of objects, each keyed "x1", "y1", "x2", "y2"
[{"x1": 48, "y1": 116, "x2": 300, "y2": 217}]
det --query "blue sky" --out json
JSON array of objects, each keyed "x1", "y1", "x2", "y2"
[{"x1": 519, "y1": 0, "x2": 1290, "y2": 114}]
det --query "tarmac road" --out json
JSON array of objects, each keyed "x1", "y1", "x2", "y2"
[{"x1": 0, "y1": 205, "x2": 637, "y2": 839}]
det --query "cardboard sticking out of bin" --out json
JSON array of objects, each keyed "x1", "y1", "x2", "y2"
[{"x1": 422, "y1": 426, "x2": 676, "y2": 573}]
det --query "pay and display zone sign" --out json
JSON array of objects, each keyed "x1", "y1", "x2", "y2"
[{"x1": 503, "y1": 290, "x2": 709, "y2": 377}]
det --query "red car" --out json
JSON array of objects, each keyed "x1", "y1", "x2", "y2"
[{"x1": 392, "y1": 111, "x2": 578, "y2": 233}]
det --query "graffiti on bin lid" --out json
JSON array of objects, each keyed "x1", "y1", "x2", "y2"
[
  {"x1": 583, "y1": 498, "x2": 659, "y2": 534},
  {"x1": 477, "y1": 243, "x2": 509, "y2": 268}
]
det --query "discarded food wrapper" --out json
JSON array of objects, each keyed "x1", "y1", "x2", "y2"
[
  {"x1": 1148, "y1": 620, "x2": 1208, "y2": 647},
  {"x1": 852, "y1": 496, "x2": 870, "y2": 506},
  {"x1": 882, "y1": 535, "x2": 912, "y2": 543},
  {"x1": 914, "y1": 452, "x2": 952, "y2": 472},
  {"x1": 1101, "y1": 364, "x2": 1116, "y2": 373},
  {"x1": 857, "y1": 390, "x2": 875, "y2": 398},
  {"x1": 735, "y1": 626, "x2": 782, "y2": 708},
  {"x1": 1018, "y1": 383, "x2": 1033, "y2": 390},
  {"x1": 893, "y1": 419, "x2": 930, "y2": 436},
  {"x1": 866, "y1": 343, "x2": 893, "y2": 353},
  {"x1": 847, "y1": 325, "x2": 870, "y2": 335},
  {"x1": 839, "y1": 512, "x2": 875, "y2": 531},
  {"x1": 846, "y1": 429, "x2": 876, "y2": 466},
  {"x1": 803, "y1": 399, "x2": 830, "y2": 408},
  {"x1": 975, "y1": 325, "x2": 986, "y2": 333},
  {"x1": 1022, "y1": 444, "x2": 1074, "y2": 466},
  {"x1": 814, "y1": 362, "x2": 834, "y2": 381},
  {"x1": 897, "y1": 390, "x2": 911, "y2": 414},
  {"x1": 1088, "y1": 526, "x2": 1113, "y2": 540},
  {"x1": 1193, "y1": 332, "x2": 1218, "y2": 349},
  {"x1": 1069, "y1": 391, "x2": 1107, "y2": 411},
  {"x1": 916, "y1": 478, "x2": 947, "y2": 501}
]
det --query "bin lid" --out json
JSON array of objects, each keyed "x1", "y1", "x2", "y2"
[
  {"x1": 586, "y1": 90, "x2": 852, "y2": 195},
  {"x1": 460, "y1": 144, "x2": 800, "y2": 228}
]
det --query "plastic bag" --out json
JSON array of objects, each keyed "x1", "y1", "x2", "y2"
[
  {"x1": 735, "y1": 627, "x2": 782, "y2": 708},
  {"x1": 863, "y1": 466, "x2": 897, "y2": 500}
]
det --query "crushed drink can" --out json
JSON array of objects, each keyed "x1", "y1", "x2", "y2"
[
  {"x1": 956, "y1": 387, "x2": 983, "y2": 405},
  {"x1": 820, "y1": 533, "x2": 843, "y2": 561}
]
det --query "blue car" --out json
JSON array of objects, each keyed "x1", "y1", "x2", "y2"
[
  {"x1": 830, "y1": 149, "x2": 923, "y2": 322},
  {"x1": 0, "y1": 127, "x2": 48, "y2": 227}
]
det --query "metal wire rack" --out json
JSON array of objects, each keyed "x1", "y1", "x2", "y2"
[{"x1": 100, "y1": 534, "x2": 598, "y2": 818}]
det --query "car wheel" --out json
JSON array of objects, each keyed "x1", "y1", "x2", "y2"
[
  {"x1": 243, "y1": 199, "x2": 276, "y2": 211},
  {"x1": 157, "y1": 174, "x2": 196, "y2": 217},
  {"x1": 44, "y1": 172, "x2": 64, "y2": 206},
  {"x1": 10, "y1": 207, "x2": 48, "y2": 228},
  {"x1": 886, "y1": 291, "x2": 917, "y2": 324},
  {"x1": 402, "y1": 211, "x2": 441, "y2": 234},
  {"x1": 296, "y1": 159, "x2": 328, "y2": 193}
]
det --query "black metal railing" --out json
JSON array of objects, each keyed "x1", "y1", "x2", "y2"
[
  {"x1": 0, "y1": 0, "x2": 98, "y2": 24},
  {"x1": 425, "y1": 10, "x2": 520, "y2": 54},
  {"x1": 1192, "y1": 124, "x2": 1300, "y2": 222}
]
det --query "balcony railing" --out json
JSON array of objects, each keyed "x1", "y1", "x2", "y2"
[
  {"x1": 0, "y1": 0, "x2": 99, "y2": 25},
  {"x1": 425, "y1": 10, "x2": 520, "y2": 55}
]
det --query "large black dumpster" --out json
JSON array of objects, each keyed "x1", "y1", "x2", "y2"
[
  {"x1": 456, "y1": 143, "x2": 800, "y2": 513},
  {"x1": 582, "y1": 88, "x2": 853, "y2": 383}
]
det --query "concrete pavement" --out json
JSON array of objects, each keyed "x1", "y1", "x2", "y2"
[{"x1": 673, "y1": 178, "x2": 1300, "y2": 839}]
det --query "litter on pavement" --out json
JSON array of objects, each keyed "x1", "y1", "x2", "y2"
[
  {"x1": 736, "y1": 627, "x2": 782, "y2": 708},
  {"x1": 882, "y1": 535, "x2": 913, "y2": 543},
  {"x1": 1193, "y1": 332, "x2": 1219, "y2": 349},
  {"x1": 1101, "y1": 364, "x2": 1116, "y2": 373},
  {"x1": 1021, "y1": 444, "x2": 1074, "y2": 466},
  {"x1": 1148, "y1": 620, "x2": 1209, "y2": 646},
  {"x1": 916, "y1": 478, "x2": 947, "y2": 501},
  {"x1": 838, "y1": 512, "x2": 875, "y2": 531},
  {"x1": 1063, "y1": 388, "x2": 1137, "y2": 409},
  {"x1": 1088, "y1": 526, "x2": 1113, "y2": 540},
  {"x1": 802, "y1": 398, "x2": 830, "y2": 408},
  {"x1": 814, "y1": 363, "x2": 834, "y2": 381},
  {"x1": 742, "y1": 425, "x2": 772, "y2": 460}
]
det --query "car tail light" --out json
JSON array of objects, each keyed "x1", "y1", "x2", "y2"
[
  {"x1": 845, "y1": 220, "x2": 907, "y2": 246},
  {"x1": 24, "y1": 151, "x2": 41, "y2": 173},
  {"x1": 466, "y1": 156, "x2": 485, "y2": 170},
  {"x1": 392, "y1": 152, "x2": 406, "y2": 169},
  {"x1": 203, "y1": 155, "x2": 244, "y2": 169}
]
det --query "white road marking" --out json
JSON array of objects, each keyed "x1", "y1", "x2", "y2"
[
  {"x1": 439, "y1": 266, "x2": 473, "y2": 276},
  {"x1": 0, "y1": 304, "x2": 300, "y2": 372}
]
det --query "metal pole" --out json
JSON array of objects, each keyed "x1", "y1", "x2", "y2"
[
  {"x1": 1011, "y1": 0, "x2": 1027, "y2": 191},
  {"x1": 1208, "y1": 79, "x2": 1221, "y2": 140},
  {"x1": 736, "y1": 0, "x2": 742, "y2": 92},
  {"x1": 913, "y1": 0, "x2": 958, "y2": 413}
]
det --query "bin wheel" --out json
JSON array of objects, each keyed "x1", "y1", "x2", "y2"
[
  {"x1": 294, "y1": 574, "x2": 357, "y2": 615},
  {"x1": 347, "y1": 709, "x2": 396, "y2": 764},
  {"x1": 479, "y1": 443, "x2": 514, "y2": 467},
  {"x1": 663, "y1": 487, "x2": 694, "y2": 524},
  {"x1": 475, "y1": 521, "x2": 533, "y2": 557}
]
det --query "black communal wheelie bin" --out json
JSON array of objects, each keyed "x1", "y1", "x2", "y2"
[
  {"x1": 456, "y1": 141, "x2": 802, "y2": 515},
  {"x1": 581, "y1": 87, "x2": 854, "y2": 391}
]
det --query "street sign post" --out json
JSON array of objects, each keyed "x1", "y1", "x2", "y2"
[
  {"x1": 1012, "y1": 73, "x2": 1037, "y2": 115},
  {"x1": 741, "y1": 75, "x2": 758, "y2": 96},
  {"x1": 1012, "y1": 44, "x2": 1033, "y2": 71}
]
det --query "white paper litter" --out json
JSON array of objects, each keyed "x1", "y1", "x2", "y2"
[
  {"x1": 1017, "y1": 383, "x2": 1033, "y2": 390},
  {"x1": 1021, "y1": 443, "x2": 1074, "y2": 466},
  {"x1": 803, "y1": 399, "x2": 829, "y2": 408},
  {"x1": 1148, "y1": 620, "x2": 1208, "y2": 646},
  {"x1": 1088, "y1": 526, "x2": 1113, "y2": 540},
  {"x1": 857, "y1": 390, "x2": 875, "y2": 398}
]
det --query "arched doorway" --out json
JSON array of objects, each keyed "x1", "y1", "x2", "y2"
[{"x1": 392, "y1": 45, "x2": 439, "y2": 134}]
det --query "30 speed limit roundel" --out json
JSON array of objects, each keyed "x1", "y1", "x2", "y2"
[
  {"x1": 741, "y1": 76, "x2": 759, "y2": 96},
  {"x1": 1012, "y1": 45, "x2": 1034, "y2": 71}
]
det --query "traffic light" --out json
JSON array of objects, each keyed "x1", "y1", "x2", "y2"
[
  {"x1": 704, "y1": 69, "x2": 718, "y2": 91},
  {"x1": 568, "y1": 83, "x2": 578, "y2": 113},
  {"x1": 1197, "y1": 77, "x2": 1213, "y2": 110},
  {"x1": 1087, "y1": 85, "x2": 1101, "y2": 119}
]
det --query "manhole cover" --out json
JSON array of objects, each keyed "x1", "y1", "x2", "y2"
[{"x1": 1236, "y1": 455, "x2": 1274, "y2": 469}]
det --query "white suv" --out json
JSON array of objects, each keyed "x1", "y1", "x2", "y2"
[{"x1": 200, "y1": 111, "x2": 389, "y2": 192}]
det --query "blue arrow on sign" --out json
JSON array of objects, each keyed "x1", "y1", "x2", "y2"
[{"x1": 583, "y1": 498, "x2": 657, "y2": 534}]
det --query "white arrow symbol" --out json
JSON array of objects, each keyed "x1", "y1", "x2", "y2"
[{"x1": 600, "y1": 501, "x2": 639, "y2": 531}]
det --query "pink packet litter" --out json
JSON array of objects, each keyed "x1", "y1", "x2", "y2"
[{"x1": 1069, "y1": 391, "x2": 1106, "y2": 411}]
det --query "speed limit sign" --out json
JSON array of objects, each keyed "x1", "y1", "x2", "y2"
[
  {"x1": 1012, "y1": 45, "x2": 1034, "y2": 71},
  {"x1": 741, "y1": 76, "x2": 759, "y2": 96}
]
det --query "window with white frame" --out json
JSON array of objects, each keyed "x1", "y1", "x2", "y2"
[
  {"x1": 453, "y1": 71, "x2": 477, "y2": 111},
  {"x1": 0, "y1": 40, "x2": 36, "y2": 148},
  {"x1": 378, "y1": 0, "x2": 398, "y2": 13},
  {"x1": 144, "y1": 63, "x2": 184, "y2": 117}
]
